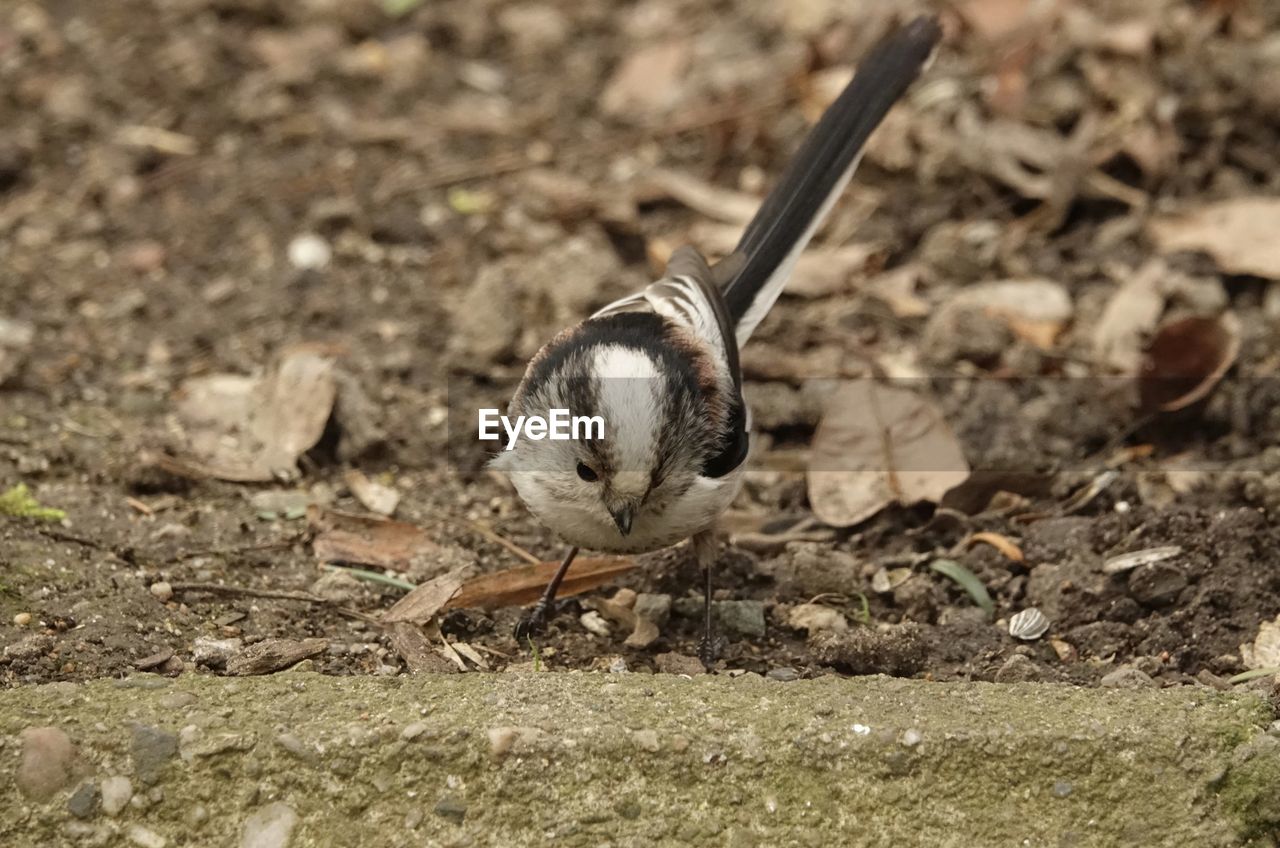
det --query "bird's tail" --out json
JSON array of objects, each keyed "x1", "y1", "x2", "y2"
[{"x1": 720, "y1": 15, "x2": 942, "y2": 346}]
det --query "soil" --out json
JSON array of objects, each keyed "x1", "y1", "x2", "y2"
[{"x1": 2, "y1": 0, "x2": 1279, "y2": 690}]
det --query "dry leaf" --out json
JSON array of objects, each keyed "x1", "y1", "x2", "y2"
[
  {"x1": 173, "y1": 345, "x2": 338, "y2": 482},
  {"x1": 382, "y1": 570, "x2": 465, "y2": 624},
  {"x1": 600, "y1": 40, "x2": 692, "y2": 118},
  {"x1": 637, "y1": 168, "x2": 758, "y2": 226},
  {"x1": 927, "y1": 278, "x2": 1073, "y2": 351},
  {"x1": 1138, "y1": 313, "x2": 1240, "y2": 412},
  {"x1": 807, "y1": 383, "x2": 971, "y2": 527},
  {"x1": 444, "y1": 557, "x2": 637, "y2": 610},
  {"x1": 1239, "y1": 615, "x2": 1280, "y2": 671},
  {"x1": 308, "y1": 505, "x2": 439, "y2": 569},
  {"x1": 867, "y1": 264, "x2": 931, "y2": 318},
  {"x1": 1149, "y1": 198, "x2": 1280, "y2": 279},
  {"x1": 344, "y1": 469, "x2": 400, "y2": 517},
  {"x1": 1093, "y1": 260, "x2": 1168, "y2": 372}
]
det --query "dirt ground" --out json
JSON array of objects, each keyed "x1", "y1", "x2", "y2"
[{"x1": 2, "y1": 0, "x2": 1280, "y2": 690}]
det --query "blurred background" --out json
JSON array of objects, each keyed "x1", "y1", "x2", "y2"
[{"x1": 2, "y1": 0, "x2": 1279, "y2": 685}]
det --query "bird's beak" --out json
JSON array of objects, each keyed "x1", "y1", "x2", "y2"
[{"x1": 609, "y1": 506, "x2": 634, "y2": 536}]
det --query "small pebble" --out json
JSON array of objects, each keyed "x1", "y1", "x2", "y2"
[
  {"x1": 241, "y1": 802, "x2": 298, "y2": 848},
  {"x1": 287, "y1": 232, "x2": 331, "y2": 270},
  {"x1": 633, "y1": 593, "x2": 672, "y2": 627},
  {"x1": 400, "y1": 721, "x2": 428, "y2": 741},
  {"x1": 12, "y1": 611, "x2": 31, "y2": 627},
  {"x1": 607, "y1": 657, "x2": 628, "y2": 674},
  {"x1": 126, "y1": 824, "x2": 167, "y2": 848},
  {"x1": 100, "y1": 776, "x2": 133, "y2": 816},
  {"x1": 67, "y1": 781, "x2": 99, "y2": 819},
  {"x1": 632, "y1": 729, "x2": 660, "y2": 752},
  {"x1": 766, "y1": 667, "x2": 800, "y2": 682},
  {"x1": 787, "y1": 603, "x2": 848, "y2": 634},
  {"x1": 579, "y1": 611, "x2": 612, "y2": 637},
  {"x1": 149, "y1": 581, "x2": 173, "y2": 602},
  {"x1": 1100, "y1": 666, "x2": 1157, "y2": 689},
  {"x1": 434, "y1": 797, "x2": 467, "y2": 824},
  {"x1": 17, "y1": 726, "x2": 76, "y2": 802},
  {"x1": 901, "y1": 729, "x2": 924, "y2": 747}
]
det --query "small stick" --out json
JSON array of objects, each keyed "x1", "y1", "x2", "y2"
[
  {"x1": 464, "y1": 520, "x2": 541, "y2": 565},
  {"x1": 168, "y1": 582, "x2": 378, "y2": 623}
]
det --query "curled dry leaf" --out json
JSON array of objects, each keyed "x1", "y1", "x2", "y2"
[
  {"x1": 1148, "y1": 197, "x2": 1280, "y2": 280},
  {"x1": 308, "y1": 505, "x2": 439, "y2": 570},
  {"x1": 807, "y1": 382, "x2": 971, "y2": 528},
  {"x1": 172, "y1": 344, "x2": 339, "y2": 482},
  {"x1": 343, "y1": 469, "x2": 400, "y2": 517},
  {"x1": 1239, "y1": 615, "x2": 1280, "y2": 672},
  {"x1": 1092, "y1": 260, "x2": 1168, "y2": 373},
  {"x1": 1138, "y1": 313, "x2": 1240, "y2": 413},
  {"x1": 444, "y1": 557, "x2": 637, "y2": 611}
]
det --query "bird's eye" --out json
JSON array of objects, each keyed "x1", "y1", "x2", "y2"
[{"x1": 576, "y1": 462, "x2": 599, "y2": 482}]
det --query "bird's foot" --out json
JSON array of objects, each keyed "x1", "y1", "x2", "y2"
[
  {"x1": 514, "y1": 599, "x2": 554, "y2": 644},
  {"x1": 697, "y1": 630, "x2": 722, "y2": 671}
]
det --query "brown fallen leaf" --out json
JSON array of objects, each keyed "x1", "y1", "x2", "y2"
[
  {"x1": 444, "y1": 557, "x2": 637, "y2": 611},
  {"x1": 807, "y1": 382, "x2": 971, "y2": 528},
  {"x1": 226, "y1": 637, "x2": 327, "y2": 676},
  {"x1": 600, "y1": 40, "x2": 692, "y2": 119},
  {"x1": 344, "y1": 469, "x2": 400, "y2": 517},
  {"x1": 1138, "y1": 313, "x2": 1240, "y2": 413},
  {"x1": 926, "y1": 278, "x2": 1074, "y2": 351},
  {"x1": 1092, "y1": 260, "x2": 1168, "y2": 372},
  {"x1": 1149, "y1": 198, "x2": 1280, "y2": 279},
  {"x1": 382, "y1": 570, "x2": 465, "y2": 624},
  {"x1": 308, "y1": 505, "x2": 439, "y2": 570},
  {"x1": 173, "y1": 344, "x2": 339, "y2": 482}
]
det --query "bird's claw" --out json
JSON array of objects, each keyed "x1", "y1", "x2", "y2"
[{"x1": 514, "y1": 599, "x2": 553, "y2": 644}]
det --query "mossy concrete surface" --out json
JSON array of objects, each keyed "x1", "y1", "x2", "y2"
[{"x1": 2, "y1": 673, "x2": 1277, "y2": 847}]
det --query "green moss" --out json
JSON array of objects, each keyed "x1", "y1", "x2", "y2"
[
  {"x1": 1218, "y1": 734, "x2": 1280, "y2": 841},
  {"x1": 0, "y1": 483, "x2": 66, "y2": 522}
]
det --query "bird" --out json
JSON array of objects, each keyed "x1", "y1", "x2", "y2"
[{"x1": 490, "y1": 16, "x2": 943, "y2": 666}]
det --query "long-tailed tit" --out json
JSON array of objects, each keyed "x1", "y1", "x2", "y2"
[{"x1": 492, "y1": 16, "x2": 943, "y2": 665}]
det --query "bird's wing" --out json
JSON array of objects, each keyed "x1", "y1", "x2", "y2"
[{"x1": 592, "y1": 245, "x2": 741, "y2": 388}]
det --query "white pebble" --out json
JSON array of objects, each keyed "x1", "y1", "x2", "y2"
[
  {"x1": 100, "y1": 776, "x2": 133, "y2": 816},
  {"x1": 127, "y1": 824, "x2": 166, "y2": 848},
  {"x1": 12, "y1": 612, "x2": 31, "y2": 627},
  {"x1": 287, "y1": 233, "x2": 331, "y2": 270},
  {"x1": 579, "y1": 611, "x2": 612, "y2": 637},
  {"x1": 149, "y1": 582, "x2": 173, "y2": 602}
]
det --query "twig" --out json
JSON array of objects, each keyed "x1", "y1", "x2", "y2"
[
  {"x1": 168, "y1": 581, "x2": 378, "y2": 623},
  {"x1": 463, "y1": 519, "x2": 541, "y2": 565},
  {"x1": 174, "y1": 538, "x2": 304, "y2": 561}
]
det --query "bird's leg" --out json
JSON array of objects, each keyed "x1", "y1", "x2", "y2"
[
  {"x1": 514, "y1": 546, "x2": 579, "y2": 643},
  {"x1": 692, "y1": 530, "x2": 722, "y2": 669}
]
